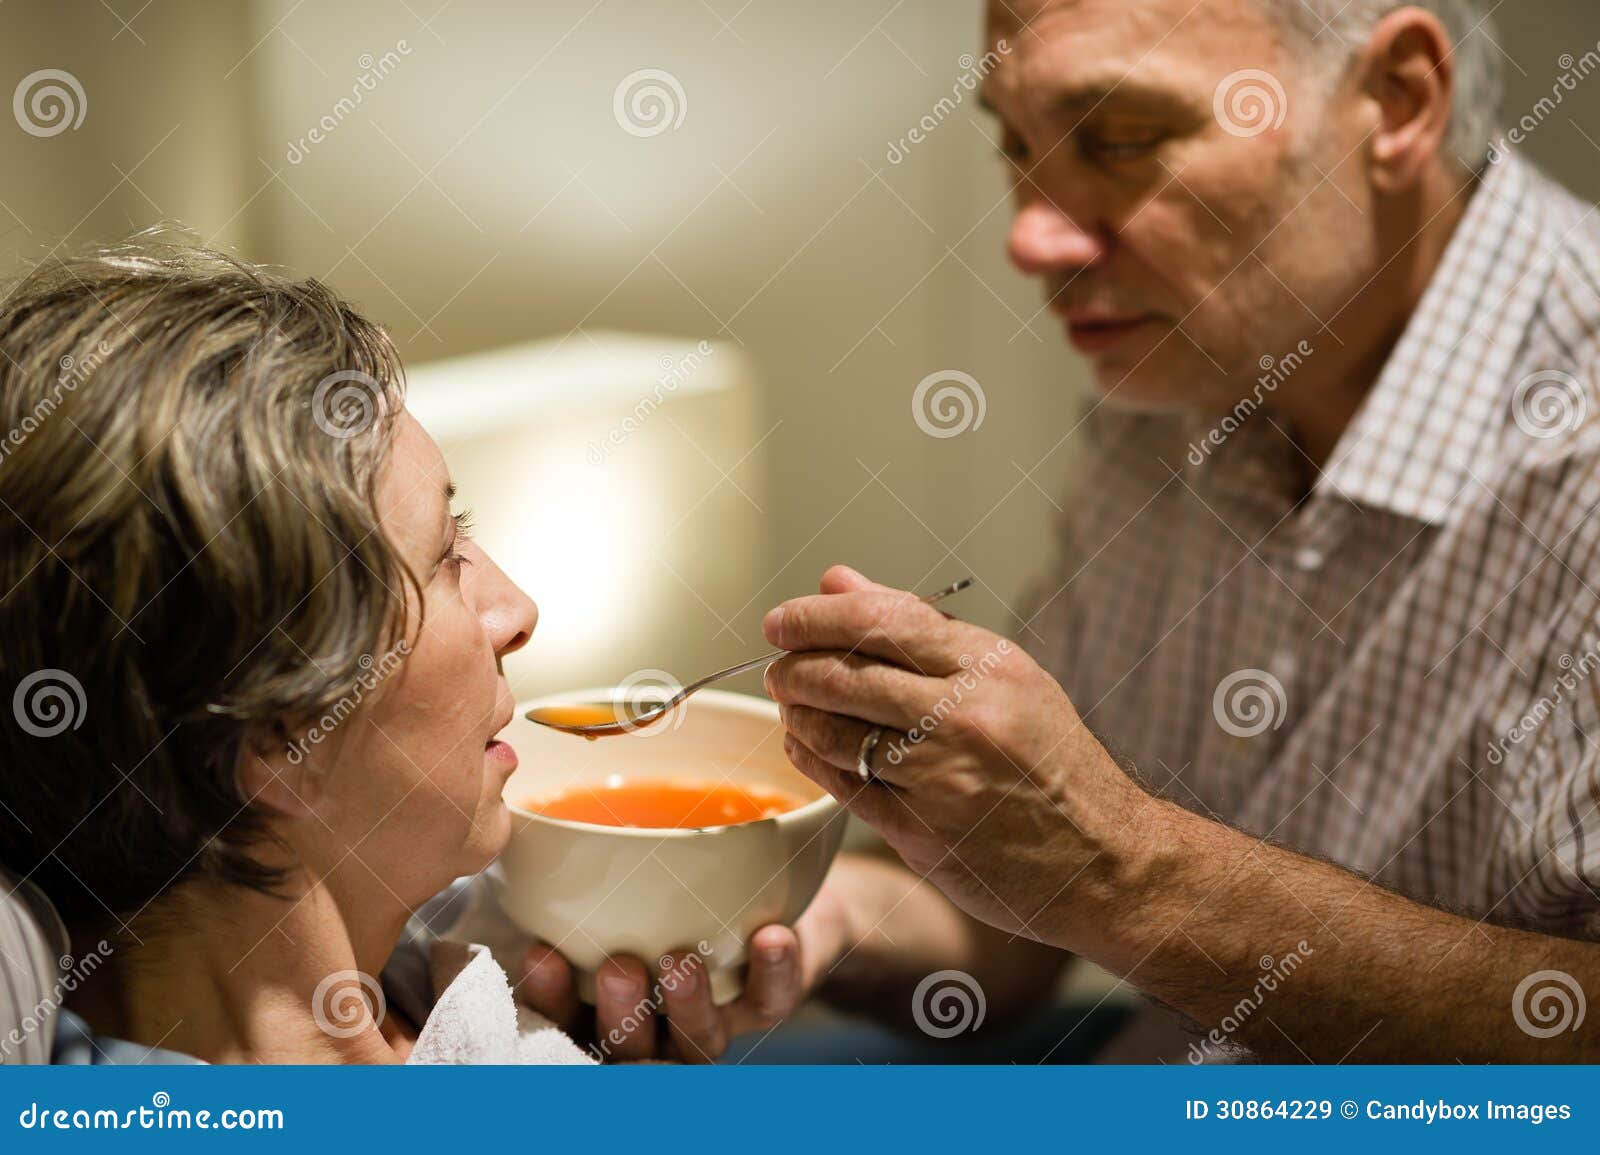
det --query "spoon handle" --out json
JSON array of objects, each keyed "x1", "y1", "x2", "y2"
[
  {"x1": 673, "y1": 576, "x2": 974, "y2": 702},
  {"x1": 679, "y1": 648, "x2": 786, "y2": 695}
]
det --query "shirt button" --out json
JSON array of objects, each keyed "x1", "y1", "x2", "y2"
[
  {"x1": 1293, "y1": 546, "x2": 1324, "y2": 571},
  {"x1": 1270, "y1": 651, "x2": 1297, "y2": 682}
]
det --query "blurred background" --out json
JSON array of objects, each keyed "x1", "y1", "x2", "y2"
[{"x1": 1, "y1": 0, "x2": 1598, "y2": 705}]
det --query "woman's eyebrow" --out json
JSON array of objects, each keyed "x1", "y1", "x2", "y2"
[{"x1": 440, "y1": 480, "x2": 458, "y2": 542}]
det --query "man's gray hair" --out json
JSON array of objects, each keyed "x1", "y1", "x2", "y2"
[{"x1": 1268, "y1": 1, "x2": 1502, "y2": 170}]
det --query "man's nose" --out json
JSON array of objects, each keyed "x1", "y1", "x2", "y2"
[{"x1": 1007, "y1": 199, "x2": 1106, "y2": 275}]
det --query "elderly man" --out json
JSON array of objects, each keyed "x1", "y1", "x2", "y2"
[{"x1": 525, "y1": 0, "x2": 1600, "y2": 1062}]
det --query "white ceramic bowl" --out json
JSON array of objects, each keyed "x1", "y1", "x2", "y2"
[{"x1": 493, "y1": 687, "x2": 846, "y2": 1004}]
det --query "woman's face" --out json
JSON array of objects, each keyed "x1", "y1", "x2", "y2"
[{"x1": 273, "y1": 410, "x2": 537, "y2": 910}]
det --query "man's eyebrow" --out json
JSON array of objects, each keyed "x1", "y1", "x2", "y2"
[
  {"x1": 979, "y1": 79, "x2": 1183, "y2": 122},
  {"x1": 1050, "y1": 86, "x2": 1118, "y2": 112},
  {"x1": 1051, "y1": 80, "x2": 1192, "y2": 117}
]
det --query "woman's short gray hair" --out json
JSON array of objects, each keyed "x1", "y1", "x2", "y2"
[
  {"x1": 0, "y1": 236, "x2": 413, "y2": 928},
  {"x1": 1268, "y1": 0, "x2": 1503, "y2": 170}
]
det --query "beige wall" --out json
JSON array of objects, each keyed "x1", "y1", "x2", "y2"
[
  {"x1": 3, "y1": 0, "x2": 1598, "y2": 692},
  {"x1": 238, "y1": 0, "x2": 1081, "y2": 690},
  {"x1": 0, "y1": 2, "x2": 259, "y2": 256}
]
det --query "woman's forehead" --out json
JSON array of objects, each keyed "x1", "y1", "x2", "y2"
[{"x1": 379, "y1": 411, "x2": 451, "y2": 530}]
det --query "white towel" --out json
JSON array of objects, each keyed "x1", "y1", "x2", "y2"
[{"x1": 407, "y1": 940, "x2": 594, "y2": 1065}]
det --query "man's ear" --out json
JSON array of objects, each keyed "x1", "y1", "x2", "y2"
[
  {"x1": 235, "y1": 721, "x2": 328, "y2": 822},
  {"x1": 1358, "y1": 7, "x2": 1456, "y2": 193}
]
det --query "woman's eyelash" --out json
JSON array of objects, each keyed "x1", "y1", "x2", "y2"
[{"x1": 446, "y1": 508, "x2": 475, "y2": 566}]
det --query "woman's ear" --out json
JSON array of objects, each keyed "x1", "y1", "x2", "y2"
[
  {"x1": 235, "y1": 721, "x2": 328, "y2": 821},
  {"x1": 1357, "y1": 7, "x2": 1456, "y2": 193}
]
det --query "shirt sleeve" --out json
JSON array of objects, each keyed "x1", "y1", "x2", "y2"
[{"x1": 1, "y1": 870, "x2": 67, "y2": 1065}]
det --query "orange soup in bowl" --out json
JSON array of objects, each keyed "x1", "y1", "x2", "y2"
[{"x1": 524, "y1": 780, "x2": 803, "y2": 829}]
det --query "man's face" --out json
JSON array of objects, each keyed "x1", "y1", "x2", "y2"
[{"x1": 985, "y1": 0, "x2": 1375, "y2": 412}]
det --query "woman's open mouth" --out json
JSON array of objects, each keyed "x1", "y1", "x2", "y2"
[{"x1": 485, "y1": 738, "x2": 518, "y2": 774}]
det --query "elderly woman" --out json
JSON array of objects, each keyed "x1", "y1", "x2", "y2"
[
  {"x1": 0, "y1": 241, "x2": 588, "y2": 1063},
  {"x1": 0, "y1": 241, "x2": 1067, "y2": 1066}
]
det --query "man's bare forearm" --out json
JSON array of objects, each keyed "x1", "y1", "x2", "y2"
[
  {"x1": 820, "y1": 852, "x2": 1070, "y2": 1028},
  {"x1": 1078, "y1": 796, "x2": 1598, "y2": 1062}
]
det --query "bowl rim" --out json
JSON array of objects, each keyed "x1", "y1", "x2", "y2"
[{"x1": 506, "y1": 686, "x2": 840, "y2": 838}]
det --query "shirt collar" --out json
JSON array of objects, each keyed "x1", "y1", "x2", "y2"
[{"x1": 1317, "y1": 154, "x2": 1558, "y2": 524}]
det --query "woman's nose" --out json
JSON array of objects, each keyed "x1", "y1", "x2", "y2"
[
  {"x1": 1007, "y1": 198, "x2": 1106, "y2": 275},
  {"x1": 477, "y1": 553, "x2": 537, "y2": 659}
]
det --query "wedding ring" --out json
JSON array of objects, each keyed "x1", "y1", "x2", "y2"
[{"x1": 856, "y1": 725, "x2": 885, "y2": 782}]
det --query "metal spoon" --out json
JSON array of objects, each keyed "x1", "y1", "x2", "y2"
[{"x1": 526, "y1": 577, "x2": 974, "y2": 739}]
